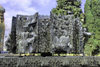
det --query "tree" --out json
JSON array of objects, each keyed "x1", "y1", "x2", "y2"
[
  {"x1": 52, "y1": 0, "x2": 83, "y2": 18},
  {"x1": 84, "y1": 0, "x2": 100, "y2": 56}
]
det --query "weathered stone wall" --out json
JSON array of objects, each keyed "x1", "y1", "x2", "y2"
[
  {"x1": 6, "y1": 13, "x2": 39, "y2": 53},
  {"x1": 38, "y1": 15, "x2": 51, "y2": 53},
  {"x1": 0, "y1": 56, "x2": 100, "y2": 67},
  {"x1": 16, "y1": 13, "x2": 39, "y2": 53},
  {"x1": 73, "y1": 18, "x2": 84, "y2": 54},
  {"x1": 6, "y1": 13, "x2": 52, "y2": 53},
  {"x1": 51, "y1": 13, "x2": 84, "y2": 54},
  {"x1": 51, "y1": 14, "x2": 74, "y2": 53},
  {"x1": 6, "y1": 12, "x2": 84, "y2": 54}
]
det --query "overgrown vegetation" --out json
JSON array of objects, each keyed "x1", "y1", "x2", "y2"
[
  {"x1": 52, "y1": 0, "x2": 83, "y2": 19},
  {"x1": 84, "y1": 0, "x2": 100, "y2": 56}
]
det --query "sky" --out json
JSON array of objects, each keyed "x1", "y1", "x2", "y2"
[{"x1": 0, "y1": 0, "x2": 86, "y2": 41}]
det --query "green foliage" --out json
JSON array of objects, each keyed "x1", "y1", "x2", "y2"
[
  {"x1": 84, "y1": 0, "x2": 100, "y2": 56},
  {"x1": 74, "y1": 1, "x2": 81, "y2": 7},
  {"x1": 91, "y1": 0, "x2": 100, "y2": 17},
  {"x1": 51, "y1": 0, "x2": 82, "y2": 17}
]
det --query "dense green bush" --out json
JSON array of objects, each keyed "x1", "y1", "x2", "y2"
[{"x1": 84, "y1": 0, "x2": 100, "y2": 56}]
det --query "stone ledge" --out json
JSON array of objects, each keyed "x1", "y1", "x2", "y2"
[{"x1": 0, "y1": 56, "x2": 100, "y2": 67}]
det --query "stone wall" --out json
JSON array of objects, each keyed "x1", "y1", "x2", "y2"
[
  {"x1": 6, "y1": 12, "x2": 84, "y2": 54},
  {"x1": 51, "y1": 14, "x2": 74, "y2": 53},
  {"x1": 51, "y1": 13, "x2": 84, "y2": 54},
  {"x1": 38, "y1": 15, "x2": 51, "y2": 53},
  {"x1": 16, "y1": 13, "x2": 39, "y2": 53},
  {"x1": 0, "y1": 56, "x2": 100, "y2": 67}
]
